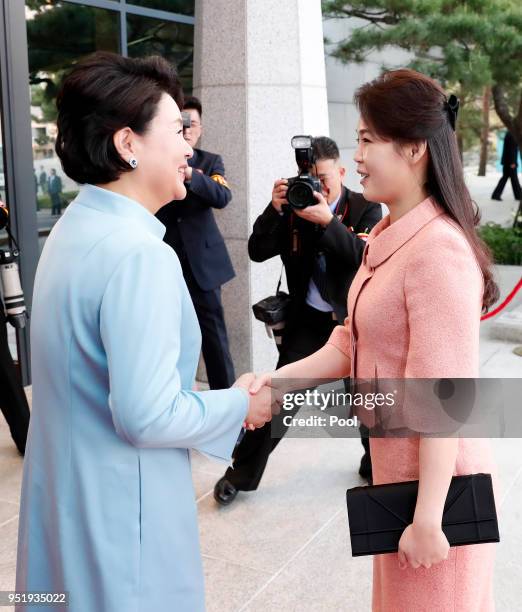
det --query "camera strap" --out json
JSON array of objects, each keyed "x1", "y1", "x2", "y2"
[
  {"x1": 335, "y1": 191, "x2": 349, "y2": 223},
  {"x1": 289, "y1": 213, "x2": 301, "y2": 254},
  {"x1": 276, "y1": 264, "x2": 284, "y2": 294}
]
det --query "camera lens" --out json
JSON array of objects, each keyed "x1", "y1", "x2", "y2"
[{"x1": 288, "y1": 181, "x2": 314, "y2": 209}]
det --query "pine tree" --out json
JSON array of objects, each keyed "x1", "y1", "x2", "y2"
[{"x1": 323, "y1": 0, "x2": 522, "y2": 150}]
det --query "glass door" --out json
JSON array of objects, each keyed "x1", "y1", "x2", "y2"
[{"x1": 25, "y1": 1, "x2": 120, "y2": 253}]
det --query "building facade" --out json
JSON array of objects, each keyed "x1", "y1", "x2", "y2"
[
  {"x1": 1, "y1": 0, "x2": 346, "y2": 384},
  {"x1": 1, "y1": 0, "x2": 196, "y2": 383}
]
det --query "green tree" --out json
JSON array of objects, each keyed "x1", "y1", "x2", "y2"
[
  {"x1": 26, "y1": 2, "x2": 119, "y2": 124},
  {"x1": 322, "y1": 0, "x2": 522, "y2": 151},
  {"x1": 26, "y1": 2, "x2": 193, "y2": 124}
]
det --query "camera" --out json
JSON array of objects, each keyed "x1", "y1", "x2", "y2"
[
  {"x1": 252, "y1": 284, "x2": 291, "y2": 350},
  {"x1": 0, "y1": 205, "x2": 28, "y2": 329},
  {"x1": 286, "y1": 135, "x2": 321, "y2": 209}
]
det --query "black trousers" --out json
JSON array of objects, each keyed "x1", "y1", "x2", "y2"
[
  {"x1": 50, "y1": 193, "x2": 62, "y2": 215},
  {"x1": 0, "y1": 318, "x2": 30, "y2": 454},
  {"x1": 184, "y1": 267, "x2": 236, "y2": 390},
  {"x1": 492, "y1": 166, "x2": 522, "y2": 200},
  {"x1": 224, "y1": 303, "x2": 370, "y2": 491}
]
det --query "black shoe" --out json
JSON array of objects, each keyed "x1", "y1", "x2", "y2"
[
  {"x1": 358, "y1": 452, "x2": 373, "y2": 485},
  {"x1": 491, "y1": 196, "x2": 502, "y2": 201},
  {"x1": 213, "y1": 476, "x2": 238, "y2": 506}
]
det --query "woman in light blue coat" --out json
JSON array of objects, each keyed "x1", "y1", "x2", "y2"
[{"x1": 15, "y1": 52, "x2": 271, "y2": 612}]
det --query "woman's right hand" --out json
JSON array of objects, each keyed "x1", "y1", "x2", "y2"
[
  {"x1": 240, "y1": 372, "x2": 280, "y2": 431},
  {"x1": 249, "y1": 372, "x2": 274, "y2": 394}
]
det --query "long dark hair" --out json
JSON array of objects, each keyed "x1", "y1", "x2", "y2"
[{"x1": 354, "y1": 69, "x2": 499, "y2": 312}]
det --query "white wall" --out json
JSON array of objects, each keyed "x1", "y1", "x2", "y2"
[{"x1": 194, "y1": 0, "x2": 330, "y2": 375}]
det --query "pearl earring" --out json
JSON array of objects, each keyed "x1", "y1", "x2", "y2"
[{"x1": 128, "y1": 157, "x2": 138, "y2": 169}]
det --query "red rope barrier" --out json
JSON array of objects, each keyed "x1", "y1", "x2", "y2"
[{"x1": 480, "y1": 277, "x2": 522, "y2": 321}]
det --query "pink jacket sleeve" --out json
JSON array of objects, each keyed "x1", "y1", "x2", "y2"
[
  {"x1": 403, "y1": 224, "x2": 483, "y2": 379},
  {"x1": 326, "y1": 316, "x2": 351, "y2": 357}
]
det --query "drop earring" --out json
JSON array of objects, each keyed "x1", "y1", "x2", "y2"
[{"x1": 128, "y1": 157, "x2": 138, "y2": 169}]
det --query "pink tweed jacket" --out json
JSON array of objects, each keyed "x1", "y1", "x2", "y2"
[
  {"x1": 327, "y1": 196, "x2": 497, "y2": 611},
  {"x1": 327, "y1": 195, "x2": 484, "y2": 381}
]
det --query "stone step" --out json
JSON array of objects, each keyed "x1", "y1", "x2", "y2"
[{"x1": 490, "y1": 309, "x2": 522, "y2": 343}]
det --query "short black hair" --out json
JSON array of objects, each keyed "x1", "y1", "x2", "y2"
[
  {"x1": 55, "y1": 52, "x2": 184, "y2": 185},
  {"x1": 183, "y1": 96, "x2": 202, "y2": 118},
  {"x1": 312, "y1": 136, "x2": 340, "y2": 162}
]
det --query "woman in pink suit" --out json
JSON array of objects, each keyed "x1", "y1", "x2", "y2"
[{"x1": 249, "y1": 69, "x2": 499, "y2": 610}]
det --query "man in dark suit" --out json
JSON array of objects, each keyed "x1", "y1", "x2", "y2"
[
  {"x1": 0, "y1": 299, "x2": 30, "y2": 455},
  {"x1": 48, "y1": 168, "x2": 63, "y2": 216},
  {"x1": 156, "y1": 96, "x2": 236, "y2": 390},
  {"x1": 492, "y1": 131, "x2": 522, "y2": 201},
  {"x1": 38, "y1": 166, "x2": 47, "y2": 195},
  {"x1": 214, "y1": 136, "x2": 382, "y2": 505},
  {"x1": 0, "y1": 201, "x2": 29, "y2": 454}
]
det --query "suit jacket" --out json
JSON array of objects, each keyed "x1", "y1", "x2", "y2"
[
  {"x1": 248, "y1": 186, "x2": 382, "y2": 322},
  {"x1": 47, "y1": 175, "x2": 62, "y2": 195},
  {"x1": 17, "y1": 184, "x2": 248, "y2": 611},
  {"x1": 327, "y1": 195, "x2": 484, "y2": 380},
  {"x1": 501, "y1": 131, "x2": 519, "y2": 167},
  {"x1": 156, "y1": 148, "x2": 235, "y2": 292}
]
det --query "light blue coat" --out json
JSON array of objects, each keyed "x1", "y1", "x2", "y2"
[{"x1": 15, "y1": 184, "x2": 248, "y2": 612}]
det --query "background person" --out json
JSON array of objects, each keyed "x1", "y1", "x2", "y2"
[
  {"x1": 0, "y1": 299, "x2": 29, "y2": 456},
  {"x1": 156, "y1": 96, "x2": 236, "y2": 390},
  {"x1": 491, "y1": 130, "x2": 521, "y2": 201},
  {"x1": 38, "y1": 166, "x2": 47, "y2": 195},
  {"x1": 0, "y1": 200, "x2": 30, "y2": 455},
  {"x1": 214, "y1": 136, "x2": 382, "y2": 506},
  {"x1": 47, "y1": 168, "x2": 63, "y2": 216}
]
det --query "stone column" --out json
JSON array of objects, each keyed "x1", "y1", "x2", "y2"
[{"x1": 193, "y1": 0, "x2": 329, "y2": 377}]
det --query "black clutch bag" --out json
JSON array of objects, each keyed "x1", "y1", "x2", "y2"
[{"x1": 346, "y1": 473, "x2": 499, "y2": 557}]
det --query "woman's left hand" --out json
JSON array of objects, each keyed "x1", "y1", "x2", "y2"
[{"x1": 397, "y1": 521, "x2": 450, "y2": 570}]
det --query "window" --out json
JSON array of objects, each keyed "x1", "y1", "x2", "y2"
[
  {"x1": 26, "y1": 1, "x2": 120, "y2": 249},
  {"x1": 127, "y1": 0, "x2": 194, "y2": 16},
  {"x1": 127, "y1": 13, "x2": 194, "y2": 93}
]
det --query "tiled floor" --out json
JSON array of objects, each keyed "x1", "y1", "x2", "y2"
[{"x1": 2, "y1": 416, "x2": 522, "y2": 610}]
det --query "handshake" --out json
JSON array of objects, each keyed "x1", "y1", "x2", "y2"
[{"x1": 233, "y1": 372, "x2": 282, "y2": 431}]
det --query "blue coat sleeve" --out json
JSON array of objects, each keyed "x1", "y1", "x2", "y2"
[{"x1": 99, "y1": 239, "x2": 248, "y2": 462}]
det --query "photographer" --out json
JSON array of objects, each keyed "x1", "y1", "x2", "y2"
[
  {"x1": 0, "y1": 201, "x2": 29, "y2": 455},
  {"x1": 214, "y1": 136, "x2": 382, "y2": 505},
  {"x1": 156, "y1": 96, "x2": 236, "y2": 390}
]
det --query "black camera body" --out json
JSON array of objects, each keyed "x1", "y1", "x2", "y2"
[{"x1": 286, "y1": 135, "x2": 321, "y2": 210}]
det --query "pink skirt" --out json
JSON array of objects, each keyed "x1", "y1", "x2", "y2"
[{"x1": 370, "y1": 437, "x2": 498, "y2": 611}]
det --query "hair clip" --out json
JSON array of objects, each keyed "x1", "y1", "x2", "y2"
[{"x1": 445, "y1": 94, "x2": 460, "y2": 131}]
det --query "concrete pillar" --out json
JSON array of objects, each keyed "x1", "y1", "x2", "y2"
[{"x1": 193, "y1": 0, "x2": 329, "y2": 377}]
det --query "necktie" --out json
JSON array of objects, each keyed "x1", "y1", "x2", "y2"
[{"x1": 311, "y1": 252, "x2": 330, "y2": 302}]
